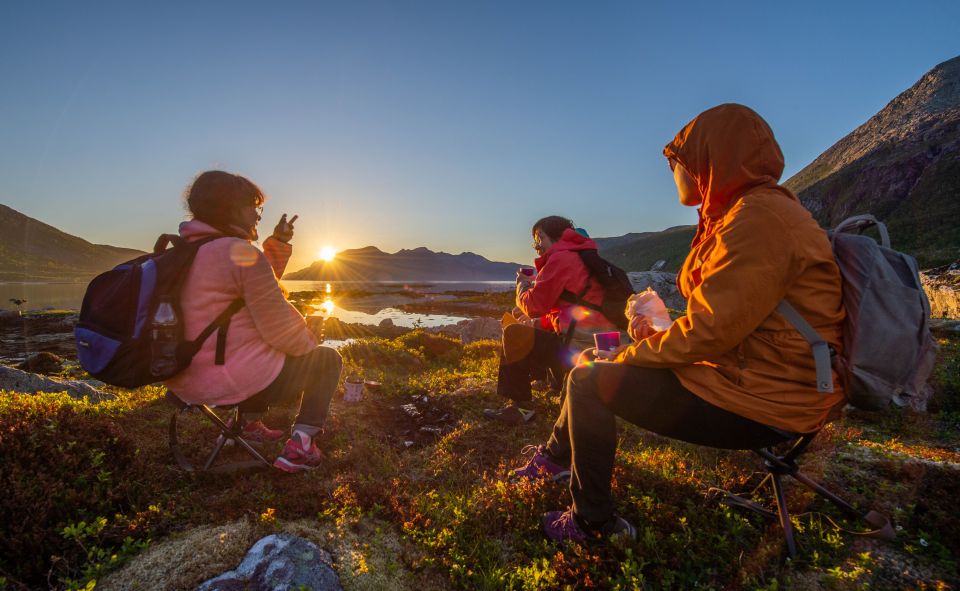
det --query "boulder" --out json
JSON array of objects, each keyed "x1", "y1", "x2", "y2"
[
  {"x1": 378, "y1": 318, "x2": 395, "y2": 328},
  {"x1": 195, "y1": 534, "x2": 342, "y2": 591},
  {"x1": 458, "y1": 317, "x2": 502, "y2": 344},
  {"x1": 627, "y1": 271, "x2": 685, "y2": 311},
  {"x1": 16, "y1": 352, "x2": 64, "y2": 374},
  {"x1": 0, "y1": 365, "x2": 108, "y2": 400},
  {"x1": 921, "y1": 261, "x2": 960, "y2": 319}
]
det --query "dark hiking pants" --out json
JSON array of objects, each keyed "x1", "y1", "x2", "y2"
[
  {"x1": 497, "y1": 327, "x2": 571, "y2": 404},
  {"x1": 544, "y1": 362, "x2": 794, "y2": 524},
  {"x1": 239, "y1": 345, "x2": 343, "y2": 430}
]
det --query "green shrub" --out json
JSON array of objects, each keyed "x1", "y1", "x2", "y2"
[{"x1": 0, "y1": 392, "x2": 152, "y2": 588}]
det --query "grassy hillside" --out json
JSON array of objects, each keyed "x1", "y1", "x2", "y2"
[
  {"x1": 596, "y1": 225, "x2": 695, "y2": 272},
  {"x1": 0, "y1": 204, "x2": 144, "y2": 281}
]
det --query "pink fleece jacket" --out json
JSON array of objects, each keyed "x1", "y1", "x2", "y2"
[{"x1": 163, "y1": 220, "x2": 317, "y2": 406}]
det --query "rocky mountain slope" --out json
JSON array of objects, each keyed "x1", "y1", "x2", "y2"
[
  {"x1": 0, "y1": 204, "x2": 145, "y2": 281},
  {"x1": 785, "y1": 55, "x2": 960, "y2": 267},
  {"x1": 284, "y1": 246, "x2": 521, "y2": 281},
  {"x1": 599, "y1": 56, "x2": 960, "y2": 271}
]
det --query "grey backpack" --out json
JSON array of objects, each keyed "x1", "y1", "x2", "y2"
[{"x1": 778, "y1": 214, "x2": 939, "y2": 411}]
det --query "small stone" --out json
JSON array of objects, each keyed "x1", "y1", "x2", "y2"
[{"x1": 195, "y1": 534, "x2": 342, "y2": 591}]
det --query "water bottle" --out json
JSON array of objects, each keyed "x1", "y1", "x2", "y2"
[{"x1": 150, "y1": 297, "x2": 179, "y2": 377}]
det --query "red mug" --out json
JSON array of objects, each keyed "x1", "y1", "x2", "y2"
[{"x1": 593, "y1": 331, "x2": 621, "y2": 352}]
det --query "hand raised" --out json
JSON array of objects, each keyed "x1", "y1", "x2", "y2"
[{"x1": 272, "y1": 213, "x2": 298, "y2": 243}]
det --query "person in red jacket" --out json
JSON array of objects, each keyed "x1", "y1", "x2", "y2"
[{"x1": 483, "y1": 216, "x2": 620, "y2": 425}]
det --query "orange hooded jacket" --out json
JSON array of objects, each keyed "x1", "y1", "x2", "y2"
[{"x1": 615, "y1": 104, "x2": 846, "y2": 433}]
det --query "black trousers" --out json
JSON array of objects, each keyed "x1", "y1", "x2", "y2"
[
  {"x1": 496, "y1": 327, "x2": 571, "y2": 404},
  {"x1": 239, "y1": 345, "x2": 343, "y2": 429},
  {"x1": 545, "y1": 362, "x2": 794, "y2": 524}
]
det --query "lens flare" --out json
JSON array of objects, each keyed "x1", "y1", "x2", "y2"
[
  {"x1": 319, "y1": 247, "x2": 336, "y2": 262},
  {"x1": 321, "y1": 299, "x2": 335, "y2": 315}
]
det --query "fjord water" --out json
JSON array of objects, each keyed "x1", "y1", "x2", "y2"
[{"x1": 0, "y1": 280, "x2": 514, "y2": 328}]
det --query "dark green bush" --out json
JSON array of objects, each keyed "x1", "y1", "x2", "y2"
[{"x1": 0, "y1": 393, "x2": 148, "y2": 588}]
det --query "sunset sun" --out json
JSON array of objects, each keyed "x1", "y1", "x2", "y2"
[{"x1": 319, "y1": 247, "x2": 336, "y2": 262}]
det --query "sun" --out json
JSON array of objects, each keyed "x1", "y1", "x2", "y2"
[{"x1": 319, "y1": 247, "x2": 336, "y2": 262}]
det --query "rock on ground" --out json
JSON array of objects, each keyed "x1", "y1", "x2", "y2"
[
  {"x1": 627, "y1": 271, "x2": 685, "y2": 310},
  {"x1": 921, "y1": 261, "x2": 960, "y2": 319},
  {"x1": 0, "y1": 365, "x2": 107, "y2": 400},
  {"x1": 16, "y1": 352, "x2": 64, "y2": 374},
  {"x1": 195, "y1": 534, "x2": 342, "y2": 591},
  {"x1": 457, "y1": 316, "x2": 501, "y2": 343}
]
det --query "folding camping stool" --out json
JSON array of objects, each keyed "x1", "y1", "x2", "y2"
[
  {"x1": 165, "y1": 390, "x2": 273, "y2": 472},
  {"x1": 708, "y1": 432, "x2": 895, "y2": 559}
]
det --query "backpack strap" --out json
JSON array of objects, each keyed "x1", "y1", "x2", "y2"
[
  {"x1": 178, "y1": 298, "x2": 246, "y2": 366},
  {"x1": 776, "y1": 301, "x2": 834, "y2": 393},
  {"x1": 558, "y1": 281, "x2": 602, "y2": 313},
  {"x1": 832, "y1": 214, "x2": 890, "y2": 249}
]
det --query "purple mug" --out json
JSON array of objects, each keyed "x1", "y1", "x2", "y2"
[
  {"x1": 519, "y1": 268, "x2": 535, "y2": 277},
  {"x1": 593, "y1": 331, "x2": 621, "y2": 353}
]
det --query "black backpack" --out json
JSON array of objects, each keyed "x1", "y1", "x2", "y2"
[
  {"x1": 75, "y1": 234, "x2": 244, "y2": 388},
  {"x1": 559, "y1": 249, "x2": 635, "y2": 331}
]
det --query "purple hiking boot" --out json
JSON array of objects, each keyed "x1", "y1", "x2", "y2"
[
  {"x1": 542, "y1": 508, "x2": 637, "y2": 544},
  {"x1": 510, "y1": 445, "x2": 571, "y2": 483}
]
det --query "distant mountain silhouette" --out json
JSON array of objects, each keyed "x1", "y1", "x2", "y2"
[
  {"x1": 785, "y1": 55, "x2": 960, "y2": 267},
  {"x1": 284, "y1": 246, "x2": 522, "y2": 281},
  {"x1": 0, "y1": 204, "x2": 145, "y2": 281}
]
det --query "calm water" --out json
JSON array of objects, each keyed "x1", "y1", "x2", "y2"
[{"x1": 0, "y1": 280, "x2": 513, "y2": 328}]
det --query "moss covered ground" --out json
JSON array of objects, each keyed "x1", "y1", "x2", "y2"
[{"x1": 1, "y1": 329, "x2": 958, "y2": 590}]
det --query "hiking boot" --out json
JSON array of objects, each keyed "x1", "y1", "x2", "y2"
[
  {"x1": 273, "y1": 433, "x2": 323, "y2": 473},
  {"x1": 217, "y1": 418, "x2": 285, "y2": 447},
  {"x1": 542, "y1": 508, "x2": 637, "y2": 544},
  {"x1": 483, "y1": 404, "x2": 536, "y2": 425},
  {"x1": 510, "y1": 444, "x2": 570, "y2": 483}
]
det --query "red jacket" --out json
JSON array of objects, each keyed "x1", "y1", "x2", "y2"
[{"x1": 517, "y1": 228, "x2": 616, "y2": 337}]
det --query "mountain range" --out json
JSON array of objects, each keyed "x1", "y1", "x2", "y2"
[
  {"x1": 3, "y1": 57, "x2": 957, "y2": 280},
  {"x1": 283, "y1": 246, "x2": 521, "y2": 281},
  {"x1": 598, "y1": 55, "x2": 960, "y2": 271},
  {"x1": 0, "y1": 204, "x2": 144, "y2": 282}
]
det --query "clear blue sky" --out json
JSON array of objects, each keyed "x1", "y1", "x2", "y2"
[{"x1": 2, "y1": 1, "x2": 958, "y2": 270}]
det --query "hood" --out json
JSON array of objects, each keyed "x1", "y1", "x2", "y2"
[
  {"x1": 664, "y1": 104, "x2": 796, "y2": 243},
  {"x1": 535, "y1": 228, "x2": 598, "y2": 270},
  {"x1": 179, "y1": 219, "x2": 241, "y2": 242}
]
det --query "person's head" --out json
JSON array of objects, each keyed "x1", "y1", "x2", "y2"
[
  {"x1": 531, "y1": 216, "x2": 574, "y2": 255},
  {"x1": 664, "y1": 103, "x2": 785, "y2": 217},
  {"x1": 185, "y1": 171, "x2": 266, "y2": 240}
]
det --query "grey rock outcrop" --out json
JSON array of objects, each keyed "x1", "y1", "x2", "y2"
[
  {"x1": 457, "y1": 317, "x2": 502, "y2": 344},
  {"x1": 627, "y1": 272, "x2": 685, "y2": 310},
  {"x1": 921, "y1": 261, "x2": 960, "y2": 319},
  {"x1": 195, "y1": 534, "x2": 341, "y2": 591},
  {"x1": 0, "y1": 365, "x2": 108, "y2": 400}
]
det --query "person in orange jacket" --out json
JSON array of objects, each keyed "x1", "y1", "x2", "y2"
[{"x1": 512, "y1": 104, "x2": 846, "y2": 544}]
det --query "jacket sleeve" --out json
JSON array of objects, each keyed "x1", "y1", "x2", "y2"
[
  {"x1": 616, "y1": 202, "x2": 798, "y2": 367},
  {"x1": 517, "y1": 252, "x2": 576, "y2": 318},
  {"x1": 261, "y1": 236, "x2": 292, "y2": 279},
  {"x1": 235, "y1": 242, "x2": 317, "y2": 356}
]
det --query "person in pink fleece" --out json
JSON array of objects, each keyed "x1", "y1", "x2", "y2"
[
  {"x1": 483, "y1": 216, "x2": 619, "y2": 425},
  {"x1": 163, "y1": 170, "x2": 343, "y2": 473}
]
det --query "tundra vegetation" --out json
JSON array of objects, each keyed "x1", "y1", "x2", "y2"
[{"x1": 0, "y1": 313, "x2": 958, "y2": 590}]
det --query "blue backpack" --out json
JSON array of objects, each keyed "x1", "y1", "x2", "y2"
[{"x1": 75, "y1": 234, "x2": 244, "y2": 388}]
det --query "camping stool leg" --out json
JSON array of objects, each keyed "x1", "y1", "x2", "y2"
[
  {"x1": 770, "y1": 472, "x2": 798, "y2": 559},
  {"x1": 790, "y1": 470, "x2": 861, "y2": 518},
  {"x1": 203, "y1": 433, "x2": 229, "y2": 471}
]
